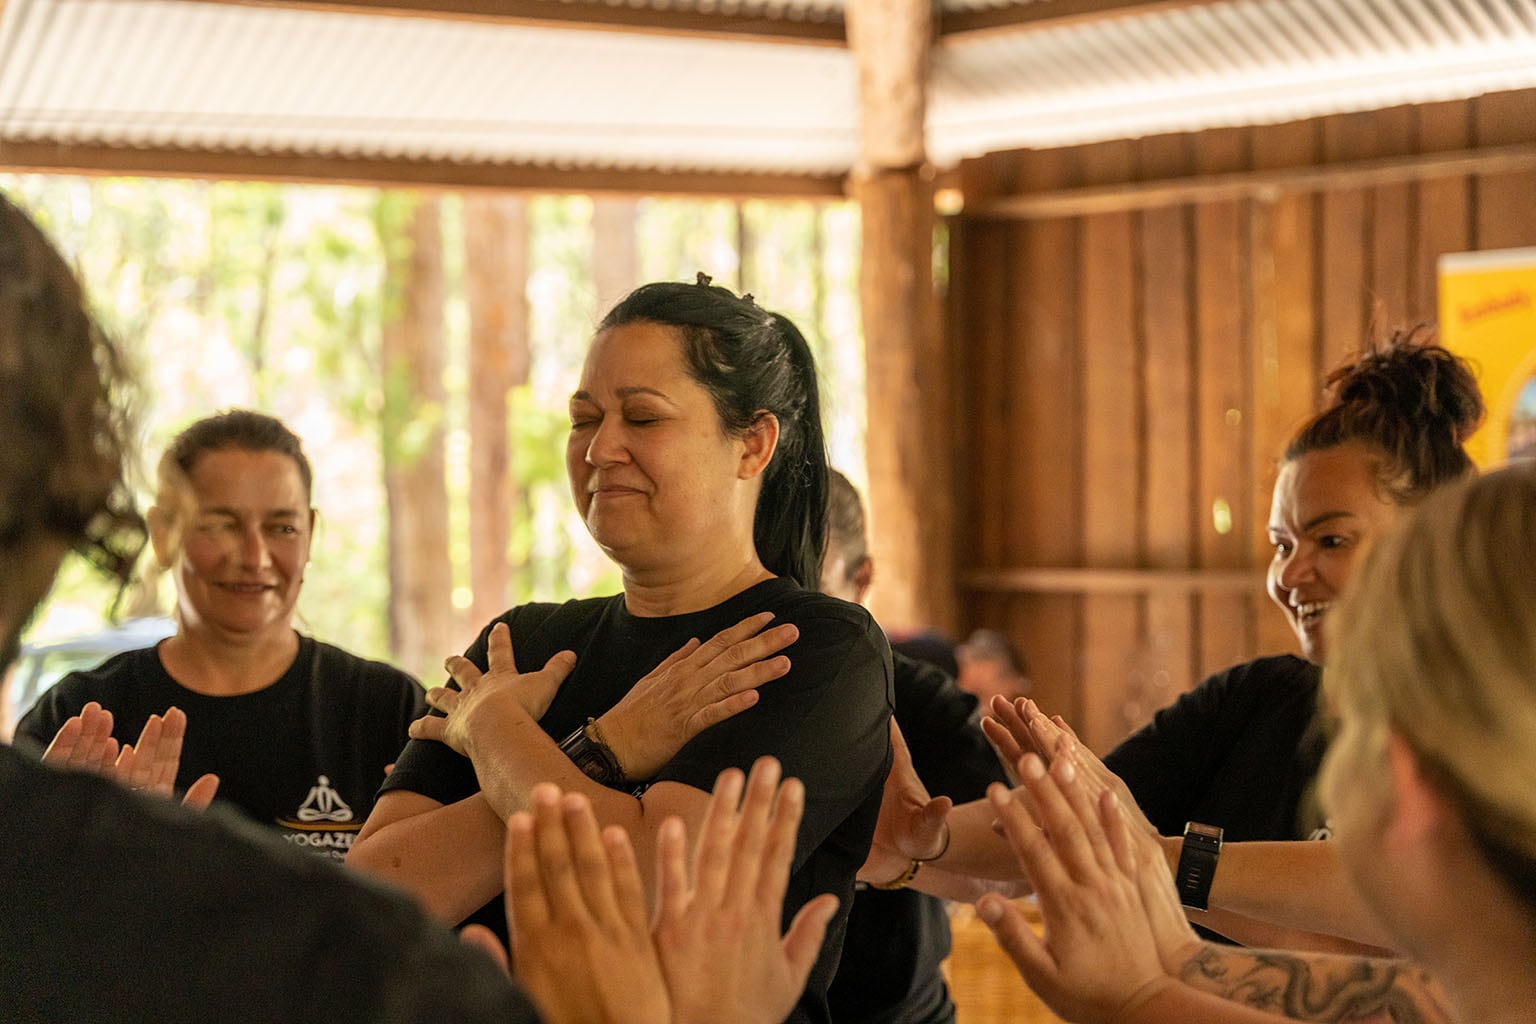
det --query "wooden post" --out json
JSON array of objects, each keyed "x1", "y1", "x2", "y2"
[
  {"x1": 380, "y1": 194, "x2": 455, "y2": 681},
  {"x1": 464, "y1": 194, "x2": 529, "y2": 629},
  {"x1": 846, "y1": 0, "x2": 953, "y2": 634}
]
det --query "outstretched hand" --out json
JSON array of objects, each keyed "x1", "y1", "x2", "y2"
[
  {"x1": 497, "y1": 757, "x2": 831, "y2": 1024},
  {"x1": 43, "y1": 702, "x2": 219, "y2": 810},
  {"x1": 858, "y1": 717, "x2": 951, "y2": 885},
  {"x1": 983, "y1": 697, "x2": 1158, "y2": 838},
  {"x1": 976, "y1": 754, "x2": 1172, "y2": 1024},
  {"x1": 414, "y1": 622, "x2": 577, "y2": 758},
  {"x1": 654, "y1": 757, "x2": 836, "y2": 1024},
  {"x1": 504, "y1": 784, "x2": 668, "y2": 1024},
  {"x1": 598, "y1": 612, "x2": 799, "y2": 781}
]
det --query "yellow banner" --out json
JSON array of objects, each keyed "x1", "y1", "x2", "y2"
[{"x1": 1439, "y1": 247, "x2": 1536, "y2": 467}]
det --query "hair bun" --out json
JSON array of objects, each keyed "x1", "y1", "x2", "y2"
[{"x1": 1325, "y1": 324, "x2": 1485, "y2": 443}]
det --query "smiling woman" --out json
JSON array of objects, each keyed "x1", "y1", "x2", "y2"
[
  {"x1": 15, "y1": 410, "x2": 426, "y2": 858},
  {"x1": 349, "y1": 278, "x2": 893, "y2": 1024}
]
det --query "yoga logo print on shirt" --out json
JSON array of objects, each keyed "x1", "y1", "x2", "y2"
[{"x1": 278, "y1": 775, "x2": 361, "y2": 860}]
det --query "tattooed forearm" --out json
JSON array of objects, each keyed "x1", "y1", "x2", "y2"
[{"x1": 1176, "y1": 945, "x2": 1452, "y2": 1024}]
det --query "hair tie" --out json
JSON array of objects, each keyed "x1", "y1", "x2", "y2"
[{"x1": 695, "y1": 272, "x2": 713, "y2": 287}]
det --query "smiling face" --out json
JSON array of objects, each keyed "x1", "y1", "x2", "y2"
[
  {"x1": 154, "y1": 448, "x2": 312, "y2": 644},
  {"x1": 1266, "y1": 442, "x2": 1401, "y2": 664},
  {"x1": 566, "y1": 321, "x2": 772, "y2": 582}
]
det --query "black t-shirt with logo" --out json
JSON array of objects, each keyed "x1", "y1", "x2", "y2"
[
  {"x1": 383, "y1": 577, "x2": 895, "y2": 1024},
  {"x1": 15, "y1": 634, "x2": 423, "y2": 860}
]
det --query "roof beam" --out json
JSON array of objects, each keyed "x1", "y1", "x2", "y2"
[
  {"x1": 0, "y1": 140, "x2": 849, "y2": 198},
  {"x1": 166, "y1": 0, "x2": 847, "y2": 46},
  {"x1": 938, "y1": 0, "x2": 1232, "y2": 42}
]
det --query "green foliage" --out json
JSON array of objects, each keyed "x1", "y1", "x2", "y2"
[{"x1": 2, "y1": 174, "x2": 864, "y2": 673}]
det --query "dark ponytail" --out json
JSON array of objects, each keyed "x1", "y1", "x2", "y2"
[
  {"x1": 1286, "y1": 324, "x2": 1484, "y2": 505},
  {"x1": 599, "y1": 279, "x2": 829, "y2": 588}
]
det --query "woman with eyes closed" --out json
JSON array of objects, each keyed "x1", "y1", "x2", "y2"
[
  {"x1": 871, "y1": 328, "x2": 1485, "y2": 952},
  {"x1": 348, "y1": 278, "x2": 893, "y2": 1024},
  {"x1": 16, "y1": 410, "x2": 425, "y2": 858}
]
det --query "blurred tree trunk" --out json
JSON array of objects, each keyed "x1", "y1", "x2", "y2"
[
  {"x1": 592, "y1": 198, "x2": 638, "y2": 316},
  {"x1": 464, "y1": 194, "x2": 530, "y2": 629},
  {"x1": 380, "y1": 194, "x2": 454, "y2": 680}
]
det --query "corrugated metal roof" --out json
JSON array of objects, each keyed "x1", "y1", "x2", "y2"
[
  {"x1": 0, "y1": 0, "x2": 858, "y2": 173},
  {"x1": 928, "y1": 0, "x2": 1536, "y2": 158},
  {"x1": 1, "y1": 0, "x2": 1533, "y2": 179}
]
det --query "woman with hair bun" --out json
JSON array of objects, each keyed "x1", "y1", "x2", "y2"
[
  {"x1": 974, "y1": 464, "x2": 1536, "y2": 1024},
  {"x1": 880, "y1": 328, "x2": 1486, "y2": 952},
  {"x1": 349, "y1": 278, "x2": 893, "y2": 1024}
]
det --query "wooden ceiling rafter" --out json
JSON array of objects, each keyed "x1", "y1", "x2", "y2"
[{"x1": 0, "y1": 139, "x2": 850, "y2": 197}]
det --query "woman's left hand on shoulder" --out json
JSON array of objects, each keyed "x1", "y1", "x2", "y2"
[
  {"x1": 596, "y1": 611, "x2": 799, "y2": 782},
  {"x1": 412, "y1": 623, "x2": 577, "y2": 759}
]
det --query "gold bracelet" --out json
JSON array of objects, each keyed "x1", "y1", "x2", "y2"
[{"x1": 868, "y1": 859, "x2": 922, "y2": 891}]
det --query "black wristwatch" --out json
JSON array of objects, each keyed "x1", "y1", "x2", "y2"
[
  {"x1": 558, "y1": 722, "x2": 627, "y2": 788},
  {"x1": 1176, "y1": 821, "x2": 1224, "y2": 911}
]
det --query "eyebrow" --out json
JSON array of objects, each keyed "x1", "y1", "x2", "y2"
[
  {"x1": 570, "y1": 386, "x2": 674, "y2": 403},
  {"x1": 200, "y1": 507, "x2": 304, "y2": 519},
  {"x1": 1268, "y1": 510, "x2": 1358, "y2": 534}
]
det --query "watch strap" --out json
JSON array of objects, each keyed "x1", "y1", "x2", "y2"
[{"x1": 1176, "y1": 821, "x2": 1223, "y2": 911}]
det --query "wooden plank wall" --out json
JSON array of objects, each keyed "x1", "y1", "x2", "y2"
[{"x1": 948, "y1": 88, "x2": 1536, "y2": 752}]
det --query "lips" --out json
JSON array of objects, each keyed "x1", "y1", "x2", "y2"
[
  {"x1": 1294, "y1": 600, "x2": 1331, "y2": 626},
  {"x1": 219, "y1": 582, "x2": 275, "y2": 594}
]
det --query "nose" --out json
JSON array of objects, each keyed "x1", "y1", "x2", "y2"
[
  {"x1": 1275, "y1": 544, "x2": 1315, "y2": 595},
  {"x1": 237, "y1": 524, "x2": 271, "y2": 570},
  {"x1": 584, "y1": 416, "x2": 627, "y2": 467}
]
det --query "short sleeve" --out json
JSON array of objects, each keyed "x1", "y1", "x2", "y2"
[{"x1": 652, "y1": 604, "x2": 894, "y2": 852}]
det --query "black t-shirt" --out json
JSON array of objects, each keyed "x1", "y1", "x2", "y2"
[
  {"x1": 1103, "y1": 654, "x2": 1328, "y2": 842},
  {"x1": 0, "y1": 745, "x2": 539, "y2": 1024},
  {"x1": 15, "y1": 635, "x2": 424, "y2": 861},
  {"x1": 828, "y1": 648, "x2": 1008, "y2": 1024},
  {"x1": 382, "y1": 577, "x2": 894, "y2": 1024}
]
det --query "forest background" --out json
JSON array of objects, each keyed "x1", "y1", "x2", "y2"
[{"x1": 5, "y1": 176, "x2": 868, "y2": 685}]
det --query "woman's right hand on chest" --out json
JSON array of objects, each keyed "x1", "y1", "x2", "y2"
[{"x1": 596, "y1": 612, "x2": 799, "y2": 782}]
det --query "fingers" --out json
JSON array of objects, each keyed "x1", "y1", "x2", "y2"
[
  {"x1": 540, "y1": 649, "x2": 578, "y2": 688},
  {"x1": 529, "y1": 785, "x2": 587, "y2": 915},
  {"x1": 44, "y1": 701, "x2": 116, "y2": 772},
  {"x1": 728, "y1": 757, "x2": 783, "y2": 902},
  {"x1": 757, "y1": 774, "x2": 804, "y2": 906},
  {"x1": 559, "y1": 791, "x2": 625, "y2": 927},
  {"x1": 988, "y1": 771, "x2": 1070, "y2": 899},
  {"x1": 182, "y1": 773, "x2": 221, "y2": 810},
  {"x1": 505, "y1": 810, "x2": 552, "y2": 952},
  {"x1": 486, "y1": 621, "x2": 515, "y2": 672},
  {"x1": 685, "y1": 688, "x2": 761, "y2": 735},
  {"x1": 654, "y1": 815, "x2": 691, "y2": 929},
  {"x1": 976, "y1": 894, "x2": 1055, "y2": 983},
  {"x1": 693, "y1": 767, "x2": 746, "y2": 906},
  {"x1": 981, "y1": 715, "x2": 1028, "y2": 768},
  {"x1": 693, "y1": 614, "x2": 798, "y2": 684},
  {"x1": 459, "y1": 924, "x2": 511, "y2": 976},
  {"x1": 781, "y1": 893, "x2": 838, "y2": 982},
  {"x1": 889, "y1": 717, "x2": 914, "y2": 772},
  {"x1": 984, "y1": 694, "x2": 1038, "y2": 762},
  {"x1": 602, "y1": 824, "x2": 650, "y2": 935},
  {"x1": 407, "y1": 711, "x2": 449, "y2": 743}
]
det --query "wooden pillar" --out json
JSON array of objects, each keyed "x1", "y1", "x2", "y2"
[
  {"x1": 846, "y1": 0, "x2": 953, "y2": 633},
  {"x1": 464, "y1": 194, "x2": 529, "y2": 629}
]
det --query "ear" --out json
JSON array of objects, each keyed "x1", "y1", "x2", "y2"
[
  {"x1": 738, "y1": 411, "x2": 780, "y2": 481},
  {"x1": 147, "y1": 505, "x2": 178, "y2": 569},
  {"x1": 852, "y1": 555, "x2": 875, "y2": 604},
  {"x1": 1381, "y1": 731, "x2": 1452, "y2": 852}
]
